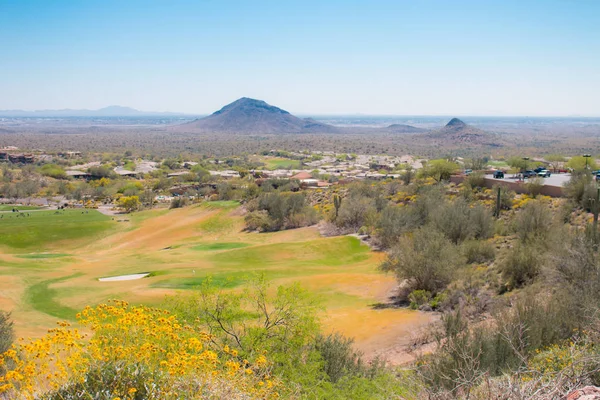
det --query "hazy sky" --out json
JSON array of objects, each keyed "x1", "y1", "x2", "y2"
[{"x1": 1, "y1": 0, "x2": 599, "y2": 116}]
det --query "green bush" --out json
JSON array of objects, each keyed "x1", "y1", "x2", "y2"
[
  {"x1": 514, "y1": 200, "x2": 552, "y2": 243},
  {"x1": 419, "y1": 293, "x2": 580, "y2": 394},
  {"x1": 525, "y1": 177, "x2": 544, "y2": 198},
  {"x1": 462, "y1": 240, "x2": 495, "y2": 264},
  {"x1": 0, "y1": 309, "x2": 14, "y2": 354},
  {"x1": 380, "y1": 227, "x2": 463, "y2": 294},
  {"x1": 431, "y1": 199, "x2": 493, "y2": 244},
  {"x1": 489, "y1": 184, "x2": 515, "y2": 211},
  {"x1": 248, "y1": 192, "x2": 316, "y2": 232},
  {"x1": 314, "y1": 333, "x2": 378, "y2": 383},
  {"x1": 336, "y1": 195, "x2": 377, "y2": 231},
  {"x1": 169, "y1": 196, "x2": 188, "y2": 209},
  {"x1": 39, "y1": 164, "x2": 67, "y2": 179},
  {"x1": 375, "y1": 206, "x2": 419, "y2": 249},
  {"x1": 464, "y1": 172, "x2": 485, "y2": 189},
  {"x1": 499, "y1": 244, "x2": 542, "y2": 288},
  {"x1": 408, "y1": 290, "x2": 432, "y2": 309}
]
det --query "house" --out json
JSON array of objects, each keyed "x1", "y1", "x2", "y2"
[
  {"x1": 291, "y1": 171, "x2": 313, "y2": 180},
  {"x1": 59, "y1": 151, "x2": 82, "y2": 158},
  {"x1": 66, "y1": 170, "x2": 91, "y2": 179},
  {"x1": 167, "y1": 171, "x2": 192, "y2": 178},
  {"x1": 7, "y1": 153, "x2": 34, "y2": 164},
  {"x1": 209, "y1": 170, "x2": 241, "y2": 179},
  {"x1": 114, "y1": 168, "x2": 139, "y2": 177}
]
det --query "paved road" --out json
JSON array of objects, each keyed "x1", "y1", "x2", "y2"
[{"x1": 486, "y1": 173, "x2": 571, "y2": 188}]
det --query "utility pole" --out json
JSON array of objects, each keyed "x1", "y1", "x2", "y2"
[{"x1": 584, "y1": 154, "x2": 591, "y2": 170}]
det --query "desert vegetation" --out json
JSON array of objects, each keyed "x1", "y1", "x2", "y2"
[{"x1": 3, "y1": 148, "x2": 600, "y2": 398}]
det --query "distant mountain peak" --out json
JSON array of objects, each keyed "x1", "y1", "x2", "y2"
[
  {"x1": 177, "y1": 97, "x2": 338, "y2": 134},
  {"x1": 417, "y1": 116, "x2": 502, "y2": 147},
  {"x1": 213, "y1": 97, "x2": 291, "y2": 116},
  {"x1": 446, "y1": 118, "x2": 467, "y2": 128}
]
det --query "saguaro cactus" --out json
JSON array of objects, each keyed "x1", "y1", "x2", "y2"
[{"x1": 333, "y1": 194, "x2": 342, "y2": 220}]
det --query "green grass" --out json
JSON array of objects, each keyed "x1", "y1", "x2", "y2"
[
  {"x1": 0, "y1": 209, "x2": 114, "y2": 251},
  {"x1": 197, "y1": 213, "x2": 237, "y2": 233},
  {"x1": 152, "y1": 237, "x2": 371, "y2": 291},
  {"x1": 152, "y1": 274, "x2": 248, "y2": 290},
  {"x1": 0, "y1": 205, "x2": 42, "y2": 211},
  {"x1": 25, "y1": 274, "x2": 83, "y2": 320},
  {"x1": 488, "y1": 160, "x2": 509, "y2": 168},
  {"x1": 264, "y1": 158, "x2": 302, "y2": 170},
  {"x1": 209, "y1": 236, "x2": 370, "y2": 269},
  {"x1": 16, "y1": 253, "x2": 71, "y2": 259},
  {"x1": 202, "y1": 200, "x2": 240, "y2": 209},
  {"x1": 191, "y1": 242, "x2": 250, "y2": 251}
]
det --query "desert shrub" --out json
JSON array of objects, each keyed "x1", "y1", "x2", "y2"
[
  {"x1": 117, "y1": 195, "x2": 140, "y2": 213},
  {"x1": 432, "y1": 199, "x2": 493, "y2": 244},
  {"x1": 165, "y1": 278, "x2": 406, "y2": 399},
  {"x1": 464, "y1": 172, "x2": 485, "y2": 189},
  {"x1": 43, "y1": 362, "x2": 156, "y2": 399},
  {"x1": 500, "y1": 244, "x2": 542, "y2": 288},
  {"x1": 0, "y1": 310, "x2": 14, "y2": 355},
  {"x1": 314, "y1": 333, "x2": 377, "y2": 383},
  {"x1": 401, "y1": 168, "x2": 415, "y2": 185},
  {"x1": 552, "y1": 233, "x2": 600, "y2": 323},
  {"x1": 244, "y1": 210, "x2": 271, "y2": 231},
  {"x1": 469, "y1": 204, "x2": 494, "y2": 240},
  {"x1": 492, "y1": 184, "x2": 515, "y2": 210},
  {"x1": 217, "y1": 182, "x2": 242, "y2": 201},
  {"x1": 169, "y1": 196, "x2": 188, "y2": 209},
  {"x1": 419, "y1": 293, "x2": 581, "y2": 395},
  {"x1": 408, "y1": 290, "x2": 432, "y2": 310},
  {"x1": 514, "y1": 200, "x2": 552, "y2": 243},
  {"x1": 335, "y1": 195, "x2": 377, "y2": 231},
  {"x1": 413, "y1": 185, "x2": 445, "y2": 225},
  {"x1": 380, "y1": 227, "x2": 463, "y2": 294},
  {"x1": 525, "y1": 176, "x2": 544, "y2": 198},
  {"x1": 375, "y1": 206, "x2": 419, "y2": 249},
  {"x1": 39, "y1": 164, "x2": 67, "y2": 179},
  {"x1": 462, "y1": 240, "x2": 495, "y2": 264},
  {"x1": 285, "y1": 207, "x2": 318, "y2": 229},
  {"x1": 430, "y1": 199, "x2": 473, "y2": 244},
  {"x1": 565, "y1": 172, "x2": 597, "y2": 209},
  {"x1": 248, "y1": 192, "x2": 316, "y2": 231}
]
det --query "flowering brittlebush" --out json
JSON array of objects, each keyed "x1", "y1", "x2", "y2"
[{"x1": 0, "y1": 300, "x2": 281, "y2": 399}]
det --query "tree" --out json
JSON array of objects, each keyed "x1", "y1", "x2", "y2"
[
  {"x1": 567, "y1": 156, "x2": 598, "y2": 172},
  {"x1": 401, "y1": 166, "x2": 415, "y2": 185},
  {"x1": 117, "y1": 195, "x2": 140, "y2": 213},
  {"x1": 507, "y1": 157, "x2": 530, "y2": 174},
  {"x1": 545, "y1": 154, "x2": 565, "y2": 172},
  {"x1": 422, "y1": 159, "x2": 459, "y2": 182}
]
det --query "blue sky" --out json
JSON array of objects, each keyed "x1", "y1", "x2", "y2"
[{"x1": 1, "y1": 0, "x2": 599, "y2": 116}]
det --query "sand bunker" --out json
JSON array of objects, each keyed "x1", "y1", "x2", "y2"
[{"x1": 98, "y1": 273, "x2": 149, "y2": 282}]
